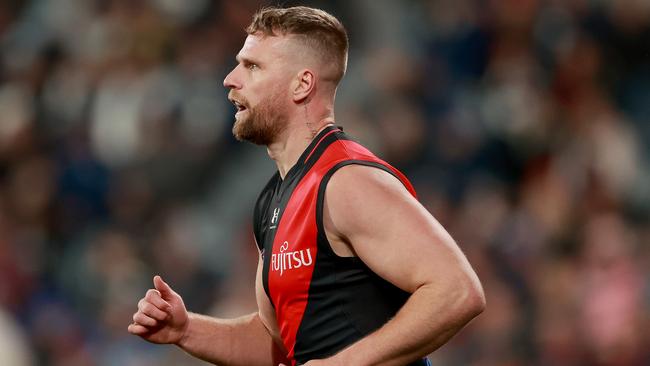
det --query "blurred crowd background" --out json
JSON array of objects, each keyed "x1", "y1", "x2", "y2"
[{"x1": 0, "y1": 0, "x2": 649, "y2": 365}]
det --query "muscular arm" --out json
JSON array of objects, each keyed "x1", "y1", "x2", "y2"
[
  {"x1": 129, "y1": 256, "x2": 288, "y2": 366},
  {"x1": 322, "y1": 165, "x2": 485, "y2": 366},
  {"x1": 178, "y1": 311, "x2": 283, "y2": 366}
]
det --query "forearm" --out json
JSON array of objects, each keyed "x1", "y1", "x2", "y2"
[
  {"x1": 336, "y1": 283, "x2": 484, "y2": 366},
  {"x1": 176, "y1": 312, "x2": 288, "y2": 366}
]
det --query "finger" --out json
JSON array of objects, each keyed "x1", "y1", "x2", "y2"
[
  {"x1": 128, "y1": 322, "x2": 150, "y2": 335},
  {"x1": 133, "y1": 312, "x2": 158, "y2": 327},
  {"x1": 138, "y1": 299, "x2": 169, "y2": 321},
  {"x1": 153, "y1": 275, "x2": 175, "y2": 300},
  {"x1": 145, "y1": 289, "x2": 172, "y2": 311}
]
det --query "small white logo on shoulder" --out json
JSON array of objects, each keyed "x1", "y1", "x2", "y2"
[
  {"x1": 270, "y1": 207, "x2": 280, "y2": 229},
  {"x1": 271, "y1": 241, "x2": 313, "y2": 276}
]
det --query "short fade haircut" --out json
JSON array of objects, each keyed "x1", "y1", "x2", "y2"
[{"x1": 246, "y1": 6, "x2": 349, "y2": 84}]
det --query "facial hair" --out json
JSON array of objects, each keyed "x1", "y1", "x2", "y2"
[{"x1": 231, "y1": 90, "x2": 289, "y2": 146}]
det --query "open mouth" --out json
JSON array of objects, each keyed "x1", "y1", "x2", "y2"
[
  {"x1": 230, "y1": 98, "x2": 248, "y2": 114},
  {"x1": 235, "y1": 101, "x2": 247, "y2": 112}
]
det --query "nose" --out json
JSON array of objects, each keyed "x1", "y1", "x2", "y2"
[{"x1": 223, "y1": 66, "x2": 241, "y2": 89}]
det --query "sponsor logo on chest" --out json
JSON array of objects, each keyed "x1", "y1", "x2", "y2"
[{"x1": 271, "y1": 241, "x2": 313, "y2": 276}]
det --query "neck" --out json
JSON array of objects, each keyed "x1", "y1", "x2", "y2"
[{"x1": 267, "y1": 117, "x2": 335, "y2": 179}]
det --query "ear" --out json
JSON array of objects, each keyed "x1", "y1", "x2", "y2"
[{"x1": 292, "y1": 69, "x2": 315, "y2": 103}]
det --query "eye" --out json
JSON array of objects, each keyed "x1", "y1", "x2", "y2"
[{"x1": 246, "y1": 63, "x2": 259, "y2": 71}]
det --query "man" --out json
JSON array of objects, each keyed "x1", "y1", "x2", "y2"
[{"x1": 128, "y1": 6, "x2": 485, "y2": 366}]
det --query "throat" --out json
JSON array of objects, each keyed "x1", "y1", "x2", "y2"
[{"x1": 269, "y1": 121, "x2": 335, "y2": 179}]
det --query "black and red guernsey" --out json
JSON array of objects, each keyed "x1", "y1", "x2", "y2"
[{"x1": 253, "y1": 126, "x2": 428, "y2": 366}]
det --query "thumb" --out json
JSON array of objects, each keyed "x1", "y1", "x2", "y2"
[{"x1": 153, "y1": 275, "x2": 175, "y2": 299}]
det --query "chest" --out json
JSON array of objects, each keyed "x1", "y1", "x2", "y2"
[{"x1": 258, "y1": 174, "x2": 321, "y2": 302}]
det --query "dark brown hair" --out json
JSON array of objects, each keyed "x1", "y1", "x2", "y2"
[{"x1": 246, "y1": 6, "x2": 349, "y2": 84}]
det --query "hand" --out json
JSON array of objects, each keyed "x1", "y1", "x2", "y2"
[{"x1": 127, "y1": 275, "x2": 189, "y2": 344}]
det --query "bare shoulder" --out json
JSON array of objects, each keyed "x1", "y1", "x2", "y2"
[
  {"x1": 323, "y1": 164, "x2": 420, "y2": 239},
  {"x1": 325, "y1": 164, "x2": 412, "y2": 206}
]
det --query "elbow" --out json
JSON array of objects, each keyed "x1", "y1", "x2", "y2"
[
  {"x1": 452, "y1": 276, "x2": 485, "y2": 323},
  {"x1": 462, "y1": 278, "x2": 486, "y2": 320},
  {"x1": 467, "y1": 284, "x2": 486, "y2": 318}
]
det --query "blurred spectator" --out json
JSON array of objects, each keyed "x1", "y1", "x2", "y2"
[{"x1": 0, "y1": 307, "x2": 32, "y2": 366}]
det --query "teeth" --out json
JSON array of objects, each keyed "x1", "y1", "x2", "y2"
[{"x1": 233, "y1": 101, "x2": 245, "y2": 111}]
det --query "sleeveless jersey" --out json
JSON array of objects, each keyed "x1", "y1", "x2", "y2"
[{"x1": 253, "y1": 126, "x2": 428, "y2": 366}]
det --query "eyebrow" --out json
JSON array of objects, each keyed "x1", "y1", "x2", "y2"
[{"x1": 235, "y1": 55, "x2": 262, "y2": 66}]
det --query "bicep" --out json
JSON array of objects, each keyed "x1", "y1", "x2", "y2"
[{"x1": 324, "y1": 165, "x2": 480, "y2": 294}]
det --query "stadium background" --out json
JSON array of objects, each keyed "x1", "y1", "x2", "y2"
[{"x1": 0, "y1": 0, "x2": 649, "y2": 365}]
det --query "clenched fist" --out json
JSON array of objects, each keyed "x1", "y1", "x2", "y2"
[{"x1": 128, "y1": 275, "x2": 189, "y2": 344}]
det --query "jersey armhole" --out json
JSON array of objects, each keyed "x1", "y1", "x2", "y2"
[
  {"x1": 253, "y1": 198, "x2": 264, "y2": 252},
  {"x1": 315, "y1": 160, "x2": 409, "y2": 258},
  {"x1": 253, "y1": 172, "x2": 281, "y2": 252}
]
